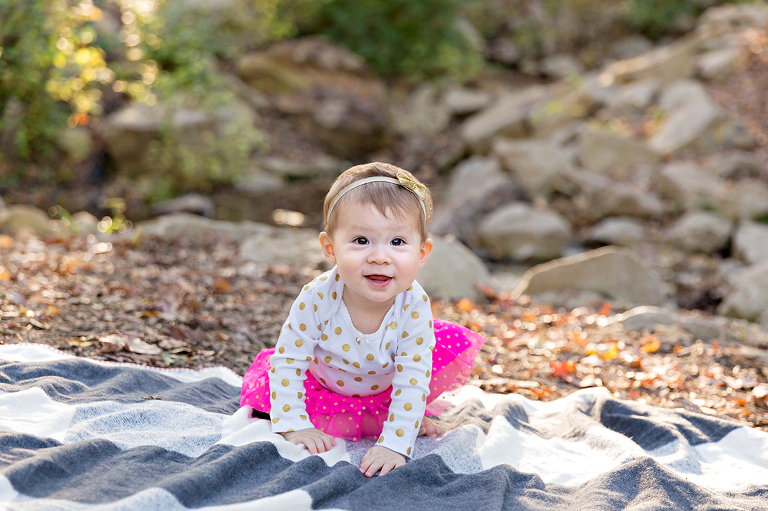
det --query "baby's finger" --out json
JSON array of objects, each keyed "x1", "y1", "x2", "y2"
[
  {"x1": 320, "y1": 434, "x2": 335, "y2": 452},
  {"x1": 364, "y1": 459, "x2": 384, "y2": 478},
  {"x1": 377, "y1": 460, "x2": 397, "y2": 477},
  {"x1": 303, "y1": 437, "x2": 320, "y2": 454}
]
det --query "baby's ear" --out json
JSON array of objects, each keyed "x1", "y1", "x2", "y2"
[
  {"x1": 418, "y1": 238, "x2": 433, "y2": 268},
  {"x1": 319, "y1": 232, "x2": 336, "y2": 264}
]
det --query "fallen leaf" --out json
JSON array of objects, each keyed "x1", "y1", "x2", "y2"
[
  {"x1": 0, "y1": 235, "x2": 14, "y2": 248},
  {"x1": 641, "y1": 335, "x2": 661, "y2": 354},
  {"x1": 0, "y1": 266, "x2": 10, "y2": 281},
  {"x1": 456, "y1": 298, "x2": 473, "y2": 313}
]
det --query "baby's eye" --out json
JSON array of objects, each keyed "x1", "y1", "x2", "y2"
[
  {"x1": 391, "y1": 238, "x2": 405, "y2": 246},
  {"x1": 353, "y1": 237, "x2": 369, "y2": 245}
]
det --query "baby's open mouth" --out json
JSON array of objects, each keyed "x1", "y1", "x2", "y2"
[{"x1": 366, "y1": 275, "x2": 392, "y2": 286}]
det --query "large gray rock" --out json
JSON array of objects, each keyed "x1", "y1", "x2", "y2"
[
  {"x1": 390, "y1": 84, "x2": 451, "y2": 138},
  {"x1": 719, "y1": 260, "x2": 768, "y2": 322},
  {"x1": 460, "y1": 85, "x2": 550, "y2": 149},
  {"x1": 733, "y1": 221, "x2": 768, "y2": 264},
  {"x1": 138, "y1": 213, "x2": 272, "y2": 244},
  {"x1": 585, "y1": 217, "x2": 648, "y2": 247},
  {"x1": 493, "y1": 138, "x2": 577, "y2": 196},
  {"x1": 656, "y1": 161, "x2": 726, "y2": 212},
  {"x1": 664, "y1": 210, "x2": 732, "y2": 254},
  {"x1": 0, "y1": 205, "x2": 55, "y2": 238},
  {"x1": 431, "y1": 157, "x2": 520, "y2": 245},
  {"x1": 239, "y1": 228, "x2": 327, "y2": 269},
  {"x1": 719, "y1": 179, "x2": 768, "y2": 221},
  {"x1": 703, "y1": 150, "x2": 763, "y2": 179},
  {"x1": 511, "y1": 246, "x2": 667, "y2": 306},
  {"x1": 585, "y1": 180, "x2": 665, "y2": 220},
  {"x1": 442, "y1": 86, "x2": 493, "y2": 116},
  {"x1": 578, "y1": 126, "x2": 661, "y2": 178},
  {"x1": 697, "y1": 47, "x2": 743, "y2": 80},
  {"x1": 649, "y1": 80, "x2": 753, "y2": 155},
  {"x1": 478, "y1": 202, "x2": 572, "y2": 261},
  {"x1": 418, "y1": 235, "x2": 491, "y2": 301},
  {"x1": 598, "y1": 35, "x2": 700, "y2": 86}
]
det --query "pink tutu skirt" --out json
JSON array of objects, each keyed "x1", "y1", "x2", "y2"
[{"x1": 240, "y1": 318, "x2": 485, "y2": 441}]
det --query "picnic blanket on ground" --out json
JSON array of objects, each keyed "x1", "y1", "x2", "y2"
[{"x1": 1, "y1": 344, "x2": 767, "y2": 511}]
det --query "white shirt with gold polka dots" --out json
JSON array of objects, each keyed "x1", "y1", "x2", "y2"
[{"x1": 268, "y1": 266, "x2": 436, "y2": 458}]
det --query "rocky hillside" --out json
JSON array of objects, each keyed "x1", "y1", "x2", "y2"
[{"x1": 3, "y1": 3, "x2": 768, "y2": 330}]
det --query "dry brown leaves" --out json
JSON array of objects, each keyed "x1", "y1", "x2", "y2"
[{"x1": 2, "y1": 232, "x2": 768, "y2": 432}]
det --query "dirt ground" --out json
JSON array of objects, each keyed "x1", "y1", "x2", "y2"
[{"x1": 2, "y1": 231, "x2": 768, "y2": 432}]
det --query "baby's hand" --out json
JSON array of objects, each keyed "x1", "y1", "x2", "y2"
[
  {"x1": 360, "y1": 445, "x2": 406, "y2": 477},
  {"x1": 281, "y1": 428, "x2": 336, "y2": 454}
]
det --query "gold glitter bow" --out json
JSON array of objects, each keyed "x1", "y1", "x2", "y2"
[{"x1": 396, "y1": 170, "x2": 427, "y2": 201}]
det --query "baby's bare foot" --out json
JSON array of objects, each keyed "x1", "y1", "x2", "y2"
[{"x1": 418, "y1": 416, "x2": 444, "y2": 437}]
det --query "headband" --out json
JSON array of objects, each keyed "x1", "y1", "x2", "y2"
[{"x1": 326, "y1": 170, "x2": 427, "y2": 222}]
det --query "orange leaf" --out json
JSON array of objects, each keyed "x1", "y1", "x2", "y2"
[
  {"x1": 640, "y1": 336, "x2": 660, "y2": 354},
  {"x1": 0, "y1": 235, "x2": 14, "y2": 248},
  {"x1": 456, "y1": 298, "x2": 473, "y2": 312},
  {"x1": 0, "y1": 265, "x2": 10, "y2": 281},
  {"x1": 602, "y1": 342, "x2": 619, "y2": 361},
  {"x1": 599, "y1": 302, "x2": 612, "y2": 316}
]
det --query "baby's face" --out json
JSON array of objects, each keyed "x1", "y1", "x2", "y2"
[{"x1": 320, "y1": 201, "x2": 431, "y2": 312}]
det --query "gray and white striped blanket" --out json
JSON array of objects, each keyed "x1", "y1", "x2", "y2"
[{"x1": 1, "y1": 344, "x2": 767, "y2": 510}]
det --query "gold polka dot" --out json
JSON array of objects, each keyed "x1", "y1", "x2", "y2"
[
  {"x1": 407, "y1": 286, "x2": 413, "y2": 291},
  {"x1": 401, "y1": 352, "x2": 407, "y2": 356},
  {"x1": 321, "y1": 334, "x2": 328, "y2": 341},
  {"x1": 383, "y1": 362, "x2": 389, "y2": 368},
  {"x1": 390, "y1": 321, "x2": 397, "y2": 329},
  {"x1": 366, "y1": 353, "x2": 374, "y2": 361},
  {"x1": 320, "y1": 276, "x2": 327, "y2": 281},
  {"x1": 396, "y1": 429, "x2": 404, "y2": 437},
  {"x1": 353, "y1": 361, "x2": 360, "y2": 368},
  {"x1": 395, "y1": 389, "x2": 402, "y2": 396},
  {"x1": 298, "y1": 392, "x2": 303, "y2": 399},
  {"x1": 332, "y1": 291, "x2": 337, "y2": 300},
  {"x1": 407, "y1": 447, "x2": 411, "y2": 455},
  {"x1": 313, "y1": 356, "x2": 318, "y2": 363},
  {"x1": 415, "y1": 337, "x2": 424, "y2": 345},
  {"x1": 287, "y1": 358, "x2": 294, "y2": 364},
  {"x1": 368, "y1": 370, "x2": 376, "y2": 375},
  {"x1": 353, "y1": 394, "x2": 361, "y2": 398},
  {"x1": 337, "y1": 380, "x2": 344, "y2": 386},
  {"x1": 314, "y1": 304, "x2": 318, "y2": 312},
  {"x1": 304, "y1": 285, "x2": 309, "y2": 290},
  {"x1": 410, "y1": 378, "x2": 418, "y2": 385},
  {"x1": 422, "y1": 393, "x2": 426, "y2": 401},
  {"x1": 318, "y1": 324, "x2": 322, "y2": 331},
  {"x1": 429, "y1": 320, "x2": 433, "y2": 328},
  {"x1": 270, "y1": 367, "x2": 275, "y2": 373},
  {"x1": 335, "y1": 327, "x2": 342, "y2": 335},
  {"x1": 389, "y1": 414, "x2": 395, "y2": 422},
  {"x1": 300, "y1": 414, "x2": 307, "y2": 420},
  {"x1": 378, "y1": 437, "x2": 384, "y2": 444},
  {"x1": 411, "y1": 311, "x2": 419, "y2": 319},
  {"x1": 324, "y1": 356, "x2": 332, "y2": 363},
  {"x1": 299, "y1": 302, "x2": 306, "y2": 310},
  {"x1": 320, "y1": 377, "x2": 326, "y2": 384},
  {"x1": 279, "y1": 346, "x2": 285, "y2": 354},
  {"x1": 385, "y1": 342, "x2": 391, "y2": 349},
  {"x1": 271, "y1": 391, "x2": 276, "y2": 399},
  {"x1": 413, "y1": 354, "x2": 421, "y2": 362},
  {"x1": 299, "y1": 323, "x2": 307, "y2": 331},
  {"x1": 296, "y1": 369, "x2": 301, "y2": 376},
  {"x1": 281, "y1": 379, "x2": 289, "y2": 386},
  {"x1": 287, "y1": 429, "x2": 294, "y2": 433},
  {"x1": 405, "y1": 403, "x2": 412, "y2": 411},
  {"x1": 426, "y1": 370, "x2": 431, "y2": 377},
  {"x1": 317, "y1": 292, "x2": 324, "y2": 299},
  {"x1": 335, "y1": 274, "x2": 340, "y2": 281},
  {"x1": 342, "y1": 344, "x2": 350, "y2": 352},
  {"x1": 295, "y1": 339, "x2": 303, "y2": 347},
  {"x1": 272, "y1": 418, "x2": 279, "y2": 423},
  {"x1": 402, "y1": 331, "x2": 409, "y2": 338},
  {"x1": 404, "y1": 304, "x2": 409, "y2": 311},
  {"x1": 355, "y1": 377, "x2": 363, "y2": 382},
  {"x1": 397, "y1": 364, "x2": 403, "y2": 372},
  {"x1": 344, "y1": 359, "x2": 350, "y2": 365},
  {"x1": 371, "y1": 384, "x2": 379, "y2": 391},
  {"x1": 415, "y1": 421, "x2": 420, "y2": 428},
  {"x1": 282, "y1": 404, "x2": 290, "y2": 412},
  {"x1": 422, "y1": 294, "x2": 427, "y2": 301}
]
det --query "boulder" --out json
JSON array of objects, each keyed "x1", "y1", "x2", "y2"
[
  {"x1": 698, "y1": 4, "x2": 768, "y2": 38},
  {"x1": 719, "y1": 179, "x2": 768, "y2": 220},
  {"x1": 431, "y1": 157, "x2": 521, "y2": 245},
  {"x1": 577, "y1": 126, "x2": 660, "y2": 178},
  {"x1": 733, "y1": 221, "x2": 768, "y2": 265},
  {"x1": 152, "y1": 193, "x2": 216, "y2": 218},
  {"x1": 540, "y1": 54, "x2": 584, "y2": 79},
  {"x1": 478, "y1": 202, "x2": 572, "y2": 261},
  {"x1": 493, "y1": 138, "x2": 578, "y2": 196},
  {"x1": 602, "y1": 78, "x2": 661, "y2": 114},
  {"x1": 460, "y1": 85, "x2": 551, "y2": 149},
  {"x1": 418, "y1": 235, "x2": 491, "y2": 301},
  {"x1": 390, "y1": 84, "x2": 451, "y2": 138},
  {"x1": 719, "y1": 260, "x2": 768, "y2": 322},
  {"x1": 511, "y1": 246, "x2": 667, "y2": 306},
  {"x1": 585, "y1": 180, "x2": 665, "y2": 220},
  {"x1": 137, "y1": 213, "x2": 272, "y2": 245},
  {"x1": 696, "y1": 47, "x2": 743, "y2": 80},
  {"x1": 585, "y1": 217, "x2": 648, "y2": 247},
  {"x1": 656, "y1": 161, "x2": 726, "y2": 212},
  {"x1": 0, "y1": 205, "x2": 55, "y2": 238},
  {"x1": 599, "y1": 35, "x2": 700, "y2": 86},
  {"x1": 239, "y1": 228, "x2": 327, "y2": 269},
  {"x1": 703, "y1": 150, "x2": 763, "y2": 179},
  {"x1": 442, "y1": 86, "x2": 493, "y2": 116},
  {"x1": 664, "y1": 210, "x2": 732, "y2": 254}
]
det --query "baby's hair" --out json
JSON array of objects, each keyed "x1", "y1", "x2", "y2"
[{"x1": 323, "y1": 162, "x2": 433, "y2": 241}]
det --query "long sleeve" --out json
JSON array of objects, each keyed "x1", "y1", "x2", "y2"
[
  {"x1": 377, "y1": 285, "x2": 435, "y2": 457},
  {"x1": 268, "y1": 283, "x2": 322, "y2": 434}
]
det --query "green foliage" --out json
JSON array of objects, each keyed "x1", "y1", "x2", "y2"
[
  {"x1": 0, "y1": 0, "x2": 110, "y2": 162},
  {"x1": 305, "y1": 0, "x2": 482, "y2": 80},
  {"x1": 625, "y1": 0, "x2": 698, "y2": 36}
]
